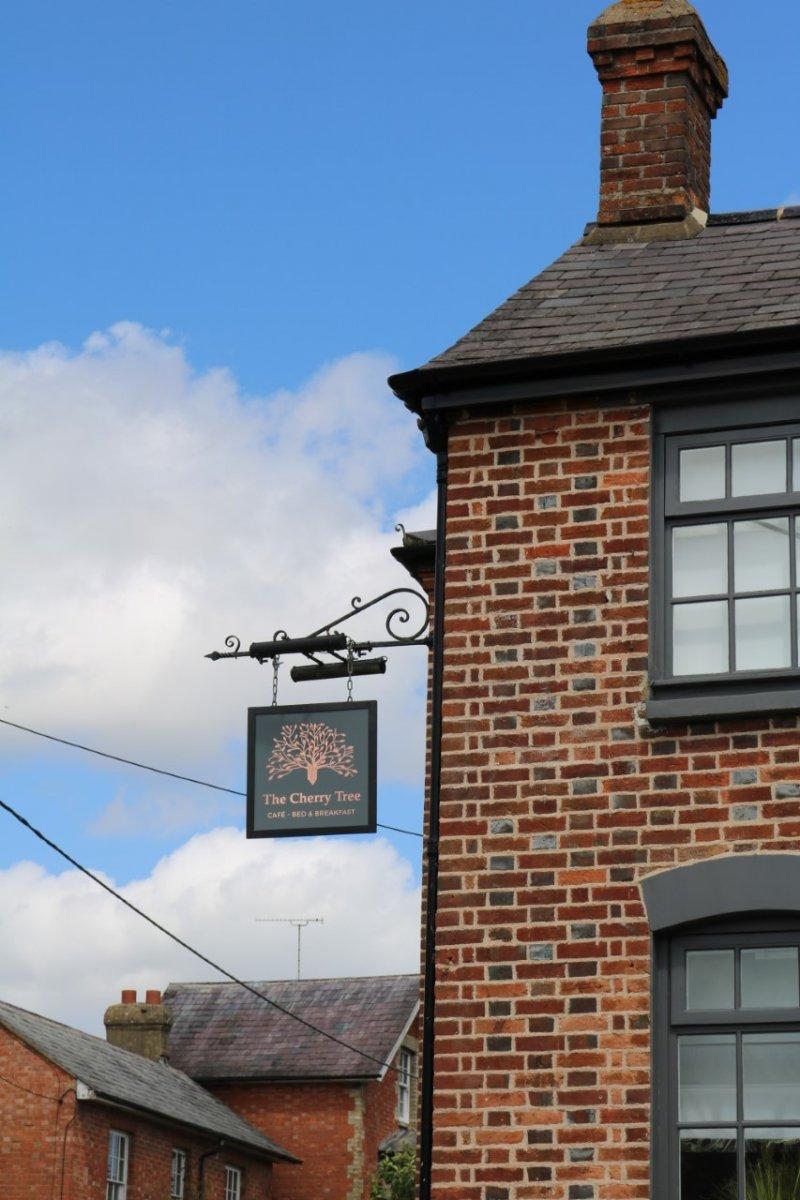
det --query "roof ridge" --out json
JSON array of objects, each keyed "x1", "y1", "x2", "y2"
[
  {"x1": 708, "y1": 207, "x2": 800, "y2": 226},
  {"x1": 166, "y1": 973, "x2": 419, "y2": 988}
]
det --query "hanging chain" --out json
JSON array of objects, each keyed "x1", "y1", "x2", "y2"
[
  {"x1": 346, "y1": 641, "x2": 355, "y2": 703},
  {"x1": 272, "y1": 656, "x2": 281, "y2": 707}
]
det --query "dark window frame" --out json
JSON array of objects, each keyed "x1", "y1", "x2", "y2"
[
  {"x1": 647, "y1": 395, "x2": 800, "y2": 722},
  {"x1": 654, "y1": 918, "x2": 800, "y2": 1200}
]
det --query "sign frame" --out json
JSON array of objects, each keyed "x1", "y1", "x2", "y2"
[{"x1": 246, "y1": 700, "x2": 377, "y2": 839}]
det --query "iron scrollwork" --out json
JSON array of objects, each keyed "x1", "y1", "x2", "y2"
[
  {"x1": 205, "y1": 587, "x2": 431, "y2": 669},
  {"x1": 312, "y1": 588, "x2": 430, "y2": 646}
]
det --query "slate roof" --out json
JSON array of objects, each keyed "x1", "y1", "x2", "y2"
[
  {"x1": 391, "y1": 210, "x2": 800, "y2": 392},
  {"x1": 164, "y1": 975, "x2": 419, "y2": 1082},
  {"x1": 0, "y1": 999, "x2": 296, "y2": 1162}
]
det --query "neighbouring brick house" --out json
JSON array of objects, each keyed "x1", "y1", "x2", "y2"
[
  {"x1": 160, "y1": 975, "x2": 419, "y2": 1200},
  {"x1": 99, "y1": 976, "x2": 418, "y2": 1200},
  {"x1": 389, "y1": 3, "x2": 800, "y2": 1200},
  {"x1": 0, "y1": 996, "x2": 295, "y2": 1200}
]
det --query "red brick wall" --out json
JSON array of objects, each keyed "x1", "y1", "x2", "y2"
[
  {"x1": 426, "y1": 398, "x2": 800, "y2": 1199},
  {"x1": 210, "y1": 1080, "x2": 355, "y2": 1200},
  {"x1": 67, "y1": 1102, "x2": 273, "y2": 1200},
  {"x1": 0, "y1": 1025, "x2": 273, "y2": 1199},
  {"x1": 209, "y1": 1040, "x2": 417, "y2": 1200},
  {"x1": 0, "y1": 1025, "x2": 76, "y2": 1200}
]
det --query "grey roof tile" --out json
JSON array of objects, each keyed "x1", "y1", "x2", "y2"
[
  {"x1": 164, "y1": 975, "x2": 419, "y2": 1082},
  {"x1": 0, "y1": 1000, "x2": 296, "y2": 1161},
  {"x1": 418, "y1": 213, "x2": 800, "y2": 373}
]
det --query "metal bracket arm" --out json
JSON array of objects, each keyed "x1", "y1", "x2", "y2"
[{"x1": 205, "y1": 588, "x2": 431, "y2": 675}]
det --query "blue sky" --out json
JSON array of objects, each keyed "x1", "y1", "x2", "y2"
[
  {"x1": 1, "y1": 0, "x2": 798, "y2": 1024},
  {"x1": 3, "y1": 1, "x2": 797, "y2": 395}
]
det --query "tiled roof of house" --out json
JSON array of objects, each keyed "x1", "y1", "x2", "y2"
[
  {"x1": 164, "y1": 975, "x2": 419, "y2": 1082},
  {"x1": 0, "y1": 999, "x2": 297, "y2": 1162},
  {"x1": 391, "y1": 210, "x2": 800, "y2": 391}
]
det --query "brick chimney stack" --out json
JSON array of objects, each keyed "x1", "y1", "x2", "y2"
[
  {"x1": 104, "y1": 989, "x2": 172, "y2": 1063},
  {"x1": 587, "y1": 0, "x2": 728, "y2": 236}
]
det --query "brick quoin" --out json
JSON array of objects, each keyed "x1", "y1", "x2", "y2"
[
  {"x1": 0, "y1": 1025, "x2": 274, "y2": 1199},
  {"x1": 420, "y1": 399, "x2": 800, "y2": 1199}
]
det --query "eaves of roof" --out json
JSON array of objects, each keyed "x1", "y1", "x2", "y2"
[
  {"x1": 390, "y1": 323, "x2": 800, "y2": 415},
  {"x1": 77, "y1": 1086, "x2": 301, "y2": 1163}
]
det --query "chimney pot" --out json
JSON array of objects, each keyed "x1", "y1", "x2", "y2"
[
  {"x1": 587, "y1": 0, "x2": 728, "y2": 230},
  {"x1": 121, "y1": 989, "x2": 137, "y2": 1004},
  {"x1": 145, "y1": 989, "x2": 162, "y2": 1005}
]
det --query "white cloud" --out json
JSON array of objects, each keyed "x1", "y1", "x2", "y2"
[
  {"x1": 0, "y1": 323, "x2": 431, "y2": 785},
  {"x1": 0, "y1": 828, "x2": 420, "y2": 1034},
  {"x1": 395, "y1": 489, "x2": 437, "y2": 535}
]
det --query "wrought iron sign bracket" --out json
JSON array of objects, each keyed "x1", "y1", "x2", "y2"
[{"x1": 205, "y1": 588, "x2": 431, "y2": 683}]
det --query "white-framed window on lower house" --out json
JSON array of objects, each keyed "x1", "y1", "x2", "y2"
[
  {"x1": 106, "y1": 1131, "x2": 129, "y2": 1200},
  {"x1": 397, "y1": 1048, "x2": 414, "y2": 1125},
  {"x1": 224, "y1": 1164, "x2": 242, "y2": 1200},
  {"x1": 170, "y1": 1148, "x2": 187, "y2": 1198}
]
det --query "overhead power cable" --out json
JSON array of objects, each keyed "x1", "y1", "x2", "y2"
[
  {"x1": 0, "y1": 1070, "x2": 63, "y2": 1102},
  {"x1": 0, "y1": 796, "x2": 413, "y2": 1079},
  {"x1": 0, "y1": 717, "x2": 423, "y2": 840}
]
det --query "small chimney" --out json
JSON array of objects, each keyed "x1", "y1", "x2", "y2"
[
  {"x1": 587, "y1": 0, "x2": 728, "y2": 235},
  {"x1": 104, "y1": 989, "x2": 172, "y2": 1063}
]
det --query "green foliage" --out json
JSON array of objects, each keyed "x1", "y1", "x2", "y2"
[
  {"x1": 370, "y1": 1149, "x2": 416, "y2": 1200},
  {"x1": 746, "y1": 1146, "x2": 800, "y2": 1200}
]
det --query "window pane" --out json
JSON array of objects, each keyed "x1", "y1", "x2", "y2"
[
  {"x1": 680, "y1": 446, "x2": 726, "y2": 503},
  {"x1": 686, "y1": 950, "x2": 735, "y2": 1010},
  {"x1": 679, "y1": 1035, "x2": 737, "y2": 1123},
  {"x1": 734, "y1": 518, "x2": 790, "y2": 593},
  {"x1": 680, "y1": 1131, "x2": 737, "y2": 1200},
  {"x1": 732, "y1": 440, "x2": 787, "y2": 496},
  {"x1": 673, "y1": 601, "x2": 729, "y2": 676},
  {"x1": 745, "y1": 1130, "x2": 800, "y2": 1200},
  {"x1": 674, "y1": 524, "x2": 728, "y2": 598},
  {"x1": 743, "y1": 1033, "x2": 800, "y2": 1120},
  {"x1": 741, "y1": 948, "x2": 799, "y2": 1009},
  {"x1": 735, "y1": 595, "x2": 791, "y2": 671},
  {"x1": 107, "y1": 1133, "x2": 127, "y2": 1184},
  {"x1": 793, "y1": 439, "x2": 800, "y2": 491},
  {"x1": 171, "y1": 1149, "x2": 186, "y2": 1199}
]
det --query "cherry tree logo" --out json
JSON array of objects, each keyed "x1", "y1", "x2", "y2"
[{"x1": 266, "y1": 722, "x2": 357, "y2": 785}]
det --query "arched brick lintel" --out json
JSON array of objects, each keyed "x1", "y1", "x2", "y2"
[{"x1": 642, "y1": 854, "x2": 800, "y2": 932}]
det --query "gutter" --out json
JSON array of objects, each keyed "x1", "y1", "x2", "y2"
[
  {"x1": 389, "y1": 323, "x2": 800, "y2": 414},
  {"x1": 76, "y1": 1089, "x2": 298, "y2": 1164}
]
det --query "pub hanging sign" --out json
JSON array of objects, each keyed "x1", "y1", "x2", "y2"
[{"x1": 247, "y1": 701, "x2": 377, "y2": 838}]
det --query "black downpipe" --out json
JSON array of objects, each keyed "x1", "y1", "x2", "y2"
[
  {"x1": 419, "y1": 434, "x2": 448, "y2": 1200},
  {"x1": 197, "y1": 1142, "x2": 223, "y2": 1200}
]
